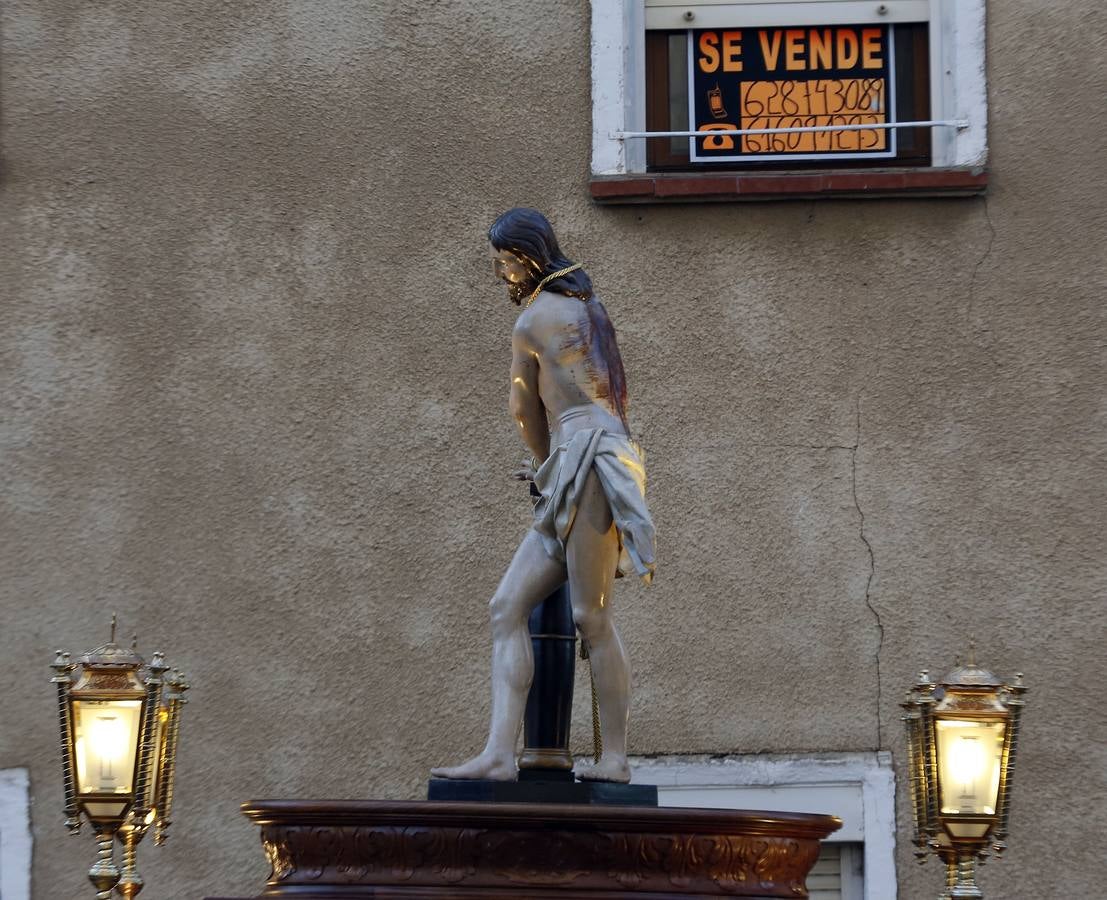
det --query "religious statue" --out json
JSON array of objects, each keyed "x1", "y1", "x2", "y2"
[{"x1": 432, "y1": 209, "x2": 656, "y2": 784}]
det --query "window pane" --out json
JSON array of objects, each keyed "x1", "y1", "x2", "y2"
[
  {"x1": 647, "y1": 23, "x2": 930, "y2": 170},
  {"x1": 668, "y1": 33, "x2": 689, "y2": 155}
]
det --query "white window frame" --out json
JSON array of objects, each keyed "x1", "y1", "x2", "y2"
[
  {"x1": 0, "y1": 768, "x2": 33, "y2": 900},
  {"x1": 629, "y1": 751, "x2": 897, "y2": 900},
  {"x1": 591, "y1": 0, "x2": 987, "y2": 175}
]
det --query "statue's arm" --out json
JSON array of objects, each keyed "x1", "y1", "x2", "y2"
[{"x1": 509, "y1": 326, "x2": 550, "y2": 464}]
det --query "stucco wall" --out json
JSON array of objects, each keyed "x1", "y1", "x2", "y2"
[{"x1": 1, "y1": 1, "x2": 1103, "y2": 897}]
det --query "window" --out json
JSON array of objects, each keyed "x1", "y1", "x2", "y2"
[
  {"x1": 590, "y1": 0, "x2": 988, "y2": 201},
  {"x1": 630, "y1": 752, "x2": 897, "y2": 900},
  {"x1": 646, "y1": 24, "x2": 931, "y2": 169}
]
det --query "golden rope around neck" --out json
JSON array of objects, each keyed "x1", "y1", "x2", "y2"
[{"x1": 525, "y1": 263, "x2": 584, "y2": 307}]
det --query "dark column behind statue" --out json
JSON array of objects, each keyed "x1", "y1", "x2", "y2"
[{"x1": 519, "y1": 583, "x2": 577, "y2": 779}]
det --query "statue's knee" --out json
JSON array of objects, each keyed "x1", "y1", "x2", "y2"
[
  {"x1": 489, "y1": 591, "x2": 520, "y2": 634},
  {"x1": 573, "y1": 605, "x2": 612, "y2": 642}
]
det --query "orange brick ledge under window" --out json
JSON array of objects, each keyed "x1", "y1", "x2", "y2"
[{"x1": 590, "y1": 168, "x2": 987, "y2": 203}]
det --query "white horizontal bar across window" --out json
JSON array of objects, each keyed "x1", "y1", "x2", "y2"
[
  {"x1": 645, "y1": 1, "x2": 929, "y2": 29},
  {"x1": 616, "y1": 119, "x2": 966, "y2": 139}
]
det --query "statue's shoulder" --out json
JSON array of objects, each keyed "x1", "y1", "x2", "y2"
[
  {"x1": 513, "y1": 305, "x2": 534, "y2": 331},
  {"x1": 514, "y1": 293, "x2": 556, "y2": 329},
  {"x1": 516, "y1": 293, "x2": 579, "y2": 344},
  {"x1": 512, "y1": 307, "x2": 540, "y2": 347}
]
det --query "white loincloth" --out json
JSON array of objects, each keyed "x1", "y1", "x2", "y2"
[{"x1": 532, "y1": 428, "x2": 656, "y2": 584}]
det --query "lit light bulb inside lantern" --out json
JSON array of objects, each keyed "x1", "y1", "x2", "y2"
[
  {"x1": 90, "y1": 715, "x2": 127, "y2": 762},
  {"x1": 948, "y1": 734, "x2": 986, "y2": 787},
  {"x1": 75, "y1": 736, "x2": 87, "y2": 787},
  {"x1": 73, "y1": 699, "x2": 142, "y2": 794},
  {"x1": 936, "y1": 719, "x2": 1005, "y2": 816}
]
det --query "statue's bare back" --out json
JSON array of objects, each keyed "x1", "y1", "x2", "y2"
[{"x1": 512, "y1": 290, "x2": 627, "y2": 458}]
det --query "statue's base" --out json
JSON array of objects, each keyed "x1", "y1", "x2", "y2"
[
  {"x1": 427, "y1": 776, "x2": 657, "y2": 806},
  {"x1": 519, "y1": 765, "x2": 575, "y2": 781},
  {"x1": 213, "y1": 799, "x2": 841, "y2": 898}
]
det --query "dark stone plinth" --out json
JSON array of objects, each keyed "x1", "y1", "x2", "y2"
[
  {"x1": 225, "y1": 799, "x2": 841, "y2": 898},
  {"x1": 427, "y1": 777, "x2": 657, "y2": 806}
]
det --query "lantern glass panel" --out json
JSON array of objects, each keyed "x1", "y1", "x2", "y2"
[
  {"x1": 73, "y1": 699, "x2": 142, "y2": 795},
  {"x1": 83, "y1": 800, "x2": 130, "y2": 819},
  {"x1": 936, "y1": 718, "x2": 1005, "y2": 815}
]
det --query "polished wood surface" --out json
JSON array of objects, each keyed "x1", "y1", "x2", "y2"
[{"x1": 213, "y1": 798, "x2": 841, "y2": 898}]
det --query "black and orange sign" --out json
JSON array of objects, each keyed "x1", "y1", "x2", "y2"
[{"x1": 689, "y1": 25, "x2": 895, "y2": 162}]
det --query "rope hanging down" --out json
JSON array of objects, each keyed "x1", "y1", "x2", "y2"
[{"x1": 582, "y1": 640, "x2": 602, "y2": 764}]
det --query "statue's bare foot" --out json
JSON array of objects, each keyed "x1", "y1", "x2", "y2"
[
  {"x1": 575, "y1": 755, "x2": 631, "y2": 784},
  {"x1": 431, "y1": 751, "x2": 517, "y2": 781}
]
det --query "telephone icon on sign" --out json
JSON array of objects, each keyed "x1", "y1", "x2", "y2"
[
  {"x1": 707, "y1": 84, "x2": 727, "y2": 119},
  {"x1": 698, "y1": 124, "x2": 737, "y2": 150}
]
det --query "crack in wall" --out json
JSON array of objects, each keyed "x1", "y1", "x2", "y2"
[
  {"x1": 850, "y1": 397, "x2": 883, "y2": 749},
  {"x1": 765, "y1": 406, "x2": 884, "y2": 749},
  {"x1": 967, "y1": 195, "x2": 998, "y2": 360}
]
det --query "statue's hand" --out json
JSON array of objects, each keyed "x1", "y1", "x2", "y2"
[{"x1": 511, "y1": 456, "x2": 537, "y2": 482}]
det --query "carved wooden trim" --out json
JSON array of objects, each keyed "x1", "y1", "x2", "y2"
[{"x1": 234, "y1": 800, "x2": 840, "y2": 897}]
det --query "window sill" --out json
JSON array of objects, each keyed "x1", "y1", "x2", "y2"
[{"x1": 590, "y1": 167, "x2": 987, "y2": 203}]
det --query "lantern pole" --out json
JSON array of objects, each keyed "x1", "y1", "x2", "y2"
[
  {"x1": 115, "y1": 821, "x2": 145, "y2": 899},
  {"x1": 940, "y1": 852, "x2": 958, "y2": 899},
  {"x1": 89, "y1": 828, "x2": 121, "y2": 899}
]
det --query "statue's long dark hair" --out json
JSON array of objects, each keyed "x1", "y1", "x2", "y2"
[{"x1": 489, "y1": 207, "x2": 630, "y2": 435}]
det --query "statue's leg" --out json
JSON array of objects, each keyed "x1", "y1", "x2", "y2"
[
  {"x1": 566, "y1": 469, "x2": 631, "y2": 784},
  {"x1": 431, "y1": 528, "x2": 565, "y2": 780}
]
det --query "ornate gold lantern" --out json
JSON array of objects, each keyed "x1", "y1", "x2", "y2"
[
  {"x1": 52, "y1": 619, "x2": 189, "y2": 898},
  {"x1": 902, "y1": 649, "x2": 1027, "y2": 899}
]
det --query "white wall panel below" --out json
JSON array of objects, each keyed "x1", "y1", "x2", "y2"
[{"x1": 0, "y1": 768, "x2": 32, "y2": 900}]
